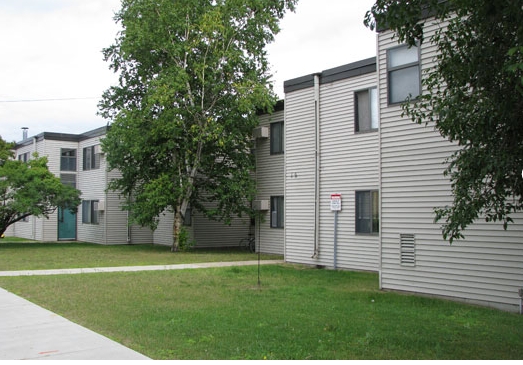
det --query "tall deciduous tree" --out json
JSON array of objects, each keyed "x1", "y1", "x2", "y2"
[
  {"x1": 99, "y1": 0, "x2": 296, "y2": 251},
  {"x1": 365, "y1": 0, "x2": 523, "y2": 242},
  {"x1": 0, "y1": 138, "x2": 81, "y2": 237}
]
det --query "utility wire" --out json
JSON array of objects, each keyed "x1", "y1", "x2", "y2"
[{"x1": 0, "y1": 97, "x2": 99, "y2": 103}]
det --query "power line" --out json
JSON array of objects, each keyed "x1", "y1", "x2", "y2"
[{"x1": 0, "y1": 97, "x2": 99, "y2": 103}]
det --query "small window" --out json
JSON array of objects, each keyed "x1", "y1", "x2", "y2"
[
  {"x1": 18, "y1": 152, "x2": 30, "y2": 162},
  {"x1": 270, "y1": 121, "x2": 284, "y2": 155},
  {"x1": 82, "y1": 200, "x2": 99, "y2": 224},
  {"x1": 355, "y1": 190, "x2": 379, "y2": 234},
  {"x1": 60, "y1": 174, "x2": 77, "y2": 188},
  {"x1": 270, "y1": 196, "x2": 284, "y2": 228},
  {"x1": 183, "y1": 206, "x2": 192, "y2": 226},
  {"x1": 355, "y1": 87, "x2": 378, "y2": 132},
  {"x1": 61, "y1": 148, "x2": 77, "y2": 171},
  {"x1": 387, "y1": 45, "x2": 420, "y2": 104},
  {"x1": 83, "y1": 145, "x2": 101, "y2": 171}
]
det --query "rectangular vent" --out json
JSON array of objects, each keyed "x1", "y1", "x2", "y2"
[{"x1": 400, "y1": 234, "x2": 415, "y2": 266}]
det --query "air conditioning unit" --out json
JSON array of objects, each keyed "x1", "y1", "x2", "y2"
[
  {"x1": 96, "y1": 200, "x2": 105, "y2": 211},
  {"x1": 252, "y1": 199, "x2": 269, "y2": 211},
  {"x1": 253, "y1": 126, "x2": 269, "y2": 139}
]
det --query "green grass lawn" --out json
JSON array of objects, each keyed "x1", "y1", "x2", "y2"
[
  {"x1": 0, "y1": 264, "x2": 522, "y2": 360},
  {"x1": 0, "y1": 239, "x2": 281, "y2": 270}
]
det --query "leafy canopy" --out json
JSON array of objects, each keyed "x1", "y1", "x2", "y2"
[
  {"x1": 365, "y1": 0, "x2": 523, "y2": 242},
  {"x1": 0, "y1": 138, "x2": 82, "y2": 236},
  {"x1": 99, "y1": 0, "x2": 296, "y2": 248}
]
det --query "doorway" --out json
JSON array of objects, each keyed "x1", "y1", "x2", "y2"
[{"x1": 58, "y1": 207, "x2": 76, "y2": 240}]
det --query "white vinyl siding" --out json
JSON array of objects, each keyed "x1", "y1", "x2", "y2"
[
  {"x1": 11, "y1": 142, "x2": 41, "y2": 240},
  {"x1": 284, "y1": 86, "x2": 317, "y2": 264},
  {"x1": 378, "y1": 20, "x2": 523, "y2": 312},
  {"x1": 152, "y1": 208, "x2": 247, "y2": 249},
  {"x1": 317, "y1": 73, "x2": 380, "y2": 271},
  {"x1": 284, "y1": 69, "x2": 380, "y2": 271},
  {"x1": 193, "y1": 211, "x2": 250, "y2": 249},
  {"x1": 255, "y1": 109, "x2": 285, "y2": 255},
  {"x1": 77, "y1": 137, "x2": 107, "y2": 244},
  {"x1": 153, "y1": 211, "x2": 175, "y2": 246}
]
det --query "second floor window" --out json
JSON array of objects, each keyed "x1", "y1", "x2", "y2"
[
  {"x1": 387, "y1": 44, "x2": 420, "y2": 104},
  {"x1": 270, "y1": 121, "x2": 284, "y2": 155},
  {"x1": 18, "y1": 152, "x2": 30, "y2": 162},
  {"x1": 60, "y1": 148, "x2": 77, "y2": 171},
  {"x1": 83, "y1": 145, "x2": 100, "y2": 171},
  {"x1": 355, "y1": 87, "x2": 379, "y2": 132}
]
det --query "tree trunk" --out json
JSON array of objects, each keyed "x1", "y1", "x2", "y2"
[{"x1": 172, "y1": 206, "x2": 183, "y2": 252}]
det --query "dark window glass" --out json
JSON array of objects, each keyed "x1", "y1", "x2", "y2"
[
  {"x1": 270, "y1": 196, "x2": 284, "y2": 228},
  {"x1": 270, "y1": 122, "x2": 284, "y2": 155},
  {"x1": 356, "y1": 190, "x2": 379, "y2": 234}
]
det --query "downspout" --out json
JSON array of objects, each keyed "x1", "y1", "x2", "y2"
[
  {"x1": 312, "y1": 73, "x2": 321, "y2": 259},
  {"x1": 104, "y1": 151, "x2": 109, "y2": 245},
  {"x1": 375, "y1": 38, "x2": 383, "y2": 291},
  {"x1": 127, "y1": 210, "x2": 131, "y2": 243},
  {"x1": 32, "y1": 137, "x2": 37, "y2": 240}
]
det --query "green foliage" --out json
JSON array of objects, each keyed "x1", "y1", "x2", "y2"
[
  {"x1": 99, "y1": 0, "x2": 297, "y2": 250},
  {"x1": 0, "y1": 138, "x2": 82, "y2": 236},
  {"x1": 365, "y1": 0, "x2": 523, "y2": 242},
  {"x1": 0, "y1": 138, "x2": 14, "y2": 164},
  {"x1": 177, "y1": 226, "x2": 195, "y2": 252}
]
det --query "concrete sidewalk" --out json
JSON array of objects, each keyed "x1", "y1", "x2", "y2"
[
  {"x1": 0, "y1": 259, "x2": 284, "y2": 277},
  {"x1": 0, "y1": 260, "x2": 284, "y2": 360},
  {"x1": 0, "y1": 287, "x2": 150, "y2": 360}
]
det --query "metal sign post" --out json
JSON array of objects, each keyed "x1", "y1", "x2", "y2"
[{"x1": 330, "y1": 194, "x2": 342, "y2": 270}]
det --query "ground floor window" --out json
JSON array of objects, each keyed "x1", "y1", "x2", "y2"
[
  {"x1": 270, "y1": 196, "x2": 284, "y2": 228},
  {"x1": 82, "y1": 200, "x2": 99, "y2": 224},
  {"x1": 355, "y1": 190, "x2": 379, "y2": 234},
  {"x1": 183, "y1": 206, "x2": 192, "y2": 226}
]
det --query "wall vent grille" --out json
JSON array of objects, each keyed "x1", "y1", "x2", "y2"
[{"x1": 400, "y1": 234, "x2": 415, "y2": 266}]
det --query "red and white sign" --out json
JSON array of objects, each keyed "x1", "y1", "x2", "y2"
[{"x1": 330, "y1": 193, "x2": 342, "y2": 211}]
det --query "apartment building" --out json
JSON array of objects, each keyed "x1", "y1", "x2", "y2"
[{"x1": 7, "y1": 127, "x2": 250, "y2": 247}]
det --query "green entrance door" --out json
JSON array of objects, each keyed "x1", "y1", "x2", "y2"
[{"x1": 58, "y1": 207, "x2": 76, "y2": 240}]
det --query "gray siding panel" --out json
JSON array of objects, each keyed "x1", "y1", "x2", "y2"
[
  {"x1": 284, "y1": 70, "x2": 380, "y2": 270},
  {"x1": 284, "y1": 86, "x2": 317, "y2": 264},
  {"x1": 154, "y1": 211, "x2": 174, "y2": 246},
  {"x1": 317, "y1": 73, "x2": 379, "y2": 271},
  {"x1": 378, "y1": 21, "x2": 523, "y2": 312},
  {"x1": 77, "y1": 136, "x2": 111, "y2": 244},
  {"x1": 255, "y1": 109, "x2": 285, "y2": 255}
]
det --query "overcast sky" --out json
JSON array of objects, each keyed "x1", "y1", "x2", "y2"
[{"x1": 0, "y1": 0, "x2": 377, "y2": 143}]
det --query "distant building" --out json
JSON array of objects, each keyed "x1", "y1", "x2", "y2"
[{"x1": 7, "y1": 127, "x2": 250, "y2": 247}]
